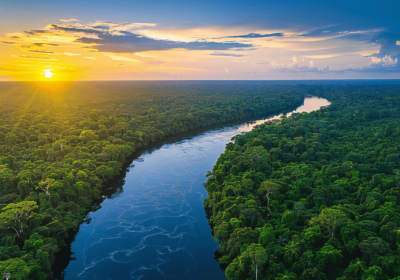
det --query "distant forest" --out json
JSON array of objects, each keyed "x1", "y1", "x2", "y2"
[
  {"x1": 0, "y1": 81, "x2": 304, "y2": 279},
  {"x1": 204, "y1": 84, "x2": 400, "y2": 280}
]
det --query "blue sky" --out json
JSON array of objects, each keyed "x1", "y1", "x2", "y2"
[{"x1": 0, "y1": 0, "x2": 399, "y2": 80}]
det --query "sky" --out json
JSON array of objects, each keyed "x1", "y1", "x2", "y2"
[{"x1": 0, "y1": 0, "x2": 399, "y2": 80}]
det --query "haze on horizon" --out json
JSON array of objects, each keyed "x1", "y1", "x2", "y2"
[{"x1": 0, "y1": 0, "x2": 399, "y2": 81}]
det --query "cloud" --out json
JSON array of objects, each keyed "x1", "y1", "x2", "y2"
[
  {"x1": 209, "y1": 52, "x2": 246, "y2": 57},
  {"x1": 2, "y1": 41, "x2": 19, "y2": 45},
  {"x1": 27, "y1": 50, "x2": 56, "y2": 54},
  {"x1": 277, "y1": 64, "x2": 330, "y2": 73},
  {"x1": 135, "y1": 52, "x2": 154, "y2": 58},
  {"x1": 224, "y1": 33, "x2": 284, "y2": 39},
  {"x1": 2, "y1": 19, "x2": 399, "y2": 79},
  {"x1": 12, "y1": 55, "x2": 57, "y2": 61},
  {"x1": 32, "y1": 42, "x2": 59, "y2": 47},
  {"x1": 41, "y1": 23, "x2": 255, "y2": 53},
  {"x1": 64, "y1": 52, "x2": 81, "y2": 57},
  {"x1": 368, "y1": 32, "x2": 400, "y2": 61},
  {"x1": 340, "y1": 65, "x2": 400, "y2": 73},
  {"x1": 23, "y1": 30, "x2": 49, "y2": 35},
  {"x1": 60, "y1": 19, "x2": 79, "y2": 22},
  {"x1": 47, "y1": 24, "x2": 104, "y2": 35},
  {"x1": 48, "y1": 22, "x2": 157, "y2": 35},
  {"x1": 371, "y1": 55, "x2": 398, "y2": 66},
  {"x1": 90, "y1": 22, "x2": 156, "y2": 30},
  {"x1": 9, "y1": 42, "x2": 60, "y2": 48},
  {"x1": 75, "y1": 31, "x2": 253, "y2": 53},
  {"x1": 382, "y1": 55, "x2": 398, "y2": 65},
  {"x1": 105, "y1": 54, "x2": 141, "y2": 62}
]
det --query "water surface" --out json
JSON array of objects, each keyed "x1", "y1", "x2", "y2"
[{"x1": 55, "y1": 96, "x2": 330, "y2": 280}]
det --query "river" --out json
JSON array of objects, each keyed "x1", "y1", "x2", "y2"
[{"x1": 54, "y1": 96, "x2": 330, "y2": 280}]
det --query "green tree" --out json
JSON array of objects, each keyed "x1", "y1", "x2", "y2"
[
  {"x1": 276, "y1": 271, "x2": 298, "y2": 280},
  {"x1": 258, "y1": 180, "x2": 280, "y2": 207},
  {"x1": 361, "y1": 266, "x2": 383, "y2": 280},
  {"x1": 225, "y1": 258, "x2": 242, "y2": 280},
  {"x1": 284, "y1": 235, "x2": 303, "y2": 263},
  {"x1": 96, "y1": 165, "x2": 114, "y2": 181},
  {"x1": 343, "y1": 258, "x2": 366, "y2": 279},
  {"x1": 239, "y1": 243, "x2": 268, "y2": 280},
  {"x1": 258, "y1": 224, "x2": 275, "y2": 246},
  {"x1": 0, "y1": 201, "x2": 38, "y2": 239},
  {"x1": 358, "y1": 237, "x2": 390, "y2": 256},
  {"x1": 310, "y1": 208, "x2": 349, "y2": 238},
  {"x1": 36, "y1": 178, "x2": 60, "y2": 204},
  {"x1": 5, "y1": 133, "x2": 17, "y2": 147},
  {"x1": 316, "y1": 244, "x2": 342, "y2": 269},
  {"x1": 79, "y1": 130, "x2": 96, "y2": 143},
  {"x1": 0, "y1": 258, "x2": 31, "y2": 280}
]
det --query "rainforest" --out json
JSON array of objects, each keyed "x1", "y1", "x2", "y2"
[
  {"x1": 204, "y1": 83, "x2": 400, "y2": 280},
  {"x1": 0, "y1": 81, "x2": 304, "y2": 279},
  {"x1": 0, "y1": 81, "x2": 400, "y2": 280},
  {"x1": 2, "y1": 0, "x2": 400, "y2": 278}
]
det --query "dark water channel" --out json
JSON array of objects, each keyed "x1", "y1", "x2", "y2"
[{"x1": 54, "y1": 96, "x2": 330, "y2": 280}]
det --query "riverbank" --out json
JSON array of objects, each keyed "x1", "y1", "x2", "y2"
[
  {"x1": 53, "y1": 96, "x2": 329, "y2": 280},
  {"x1": 0, "y1": 82, "x2": 306, "y2": 280}
]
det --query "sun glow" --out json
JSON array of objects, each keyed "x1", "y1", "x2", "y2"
[{"x1": 43, "y1": 69, "x2": 55, "y2": 79}]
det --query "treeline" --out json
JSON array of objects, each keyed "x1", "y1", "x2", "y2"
[
  {"x1": 0, "y1": 81, "x2": 304, "y2": 279},
  {"x1": 204, "y1": 84, "x2": 400, "y2": 280}
]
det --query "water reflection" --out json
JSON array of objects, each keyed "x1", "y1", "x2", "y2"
[{"x1": 54, "y1": 96, "x2": 330, "y2": 280}]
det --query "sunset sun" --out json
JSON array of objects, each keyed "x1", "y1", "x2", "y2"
[{"x1": 43, "y1": 69, "x2": 55, "y2": 79}]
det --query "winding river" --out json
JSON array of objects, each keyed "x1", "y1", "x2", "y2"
[{"x1": 54, "y1": 96, "x2": 330, "y2": 280}]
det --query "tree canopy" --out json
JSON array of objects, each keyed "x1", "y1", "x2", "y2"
[
  {"x1": 0, "y1": 81, "x2": 304, "y2": 279},
  {"x1": 204, "y1": 84, "x2": 400, "y2": 280}
]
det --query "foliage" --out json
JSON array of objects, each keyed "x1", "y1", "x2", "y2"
[
  {"x1": 0, "y1": 81, "x2": 304, "y2": 278},
  {"x1": 204, "y1": 84, "x2": 400, "y2": 280}
]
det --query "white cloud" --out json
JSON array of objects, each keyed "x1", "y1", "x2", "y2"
[
  {"x1": 106, "y1": 55, "x2": 141, "y2": 62},
  {"x1": 397, "y1": 41, "x2": 400, "y2": 46},
  {"x1": 85, "y1": 57, "x2": 97, "y2": 60},
  {"x1": 293, "y1": 56, "x2": 297, "y2": 63},
  {"x1": 92, "y1": 21, "x2": 156, "y2": 29},
  {"x1": 224, "y1": 68, "x2": 229, "y2": 73},
  {"x1": 371, "y1": 57, "x2": 381, "y2": 64},
  {"x1": 382, "y1": 55, "x2": 397, "y2": 66},
  {"x1": 60, "y1": 18, "x2": 79, "y2": 22}
]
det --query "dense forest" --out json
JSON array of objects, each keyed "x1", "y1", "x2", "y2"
[
  {"x1": 0, "y1": 81, "x2": 304, "y2": 279},
  {"x1": 204, "y1": 84, "x2": 400, "y2": 280}
]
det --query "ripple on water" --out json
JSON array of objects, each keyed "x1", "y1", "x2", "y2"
[
  {"x1": 157, "y1": 249, "x2": 197, "y2": 277},
  {"x1": 137, "y1": 215, "x2": 196, "y2": 233}
]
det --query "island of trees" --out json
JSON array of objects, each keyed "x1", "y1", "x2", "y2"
[
  {"x1": 0, "y1": 81, "x2": 304, "y2": 279},
  {"x1": 204, "y1": 84, "x2": 400, "y2": 280}
]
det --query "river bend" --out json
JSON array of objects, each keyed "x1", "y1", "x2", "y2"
[{"x1": 55, "y1": 96, "x2": 330, "y2": 280}]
